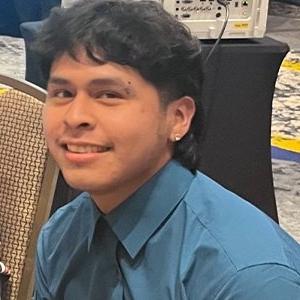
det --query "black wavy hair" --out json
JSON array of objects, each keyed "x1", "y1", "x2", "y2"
[{"x1": 34, "y1": 0, "x2": 204, "y2": 171}]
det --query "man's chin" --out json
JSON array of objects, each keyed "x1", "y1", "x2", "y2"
[
  {"x1": 61, "y1": 173, "x2": 94, "y2": 191},
  {"x1": 61, "y1": 173, "x2": 108, "y2": 194}
]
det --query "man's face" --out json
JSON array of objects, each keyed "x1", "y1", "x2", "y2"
[{"x1": 44, "y1": 50, "x2": 180, "y2": 209}]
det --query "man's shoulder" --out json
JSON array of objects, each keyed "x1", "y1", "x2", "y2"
[
  {"x1": 40, "y1": 192, "x2": 91, "y2": 243},
  {"x1": 182, "y1": 172, "x2": 300, "y2": 274},
  {"x1": 215, "y1": 263, "x2": 300, "y2": 299}
]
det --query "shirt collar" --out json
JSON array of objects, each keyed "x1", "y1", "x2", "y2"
[
  {"x1": 103, "y1": 160, "x2": 194, "y2": 259},
  {"x1": 86, "y1": 193, "x2": 102, "y2": 250}
]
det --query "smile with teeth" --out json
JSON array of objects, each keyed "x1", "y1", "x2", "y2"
[{"x1": 66, "y1": 144, "x2": 110, "y2": 153}]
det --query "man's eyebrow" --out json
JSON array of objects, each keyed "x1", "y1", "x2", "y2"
[
  {"x1": 88, "y1": 78, "x2": 130, "y2": 88},
  {"x1": 48, "y1": 77, "x2": 132, "y2": 90},
  {"x1": 88, "y1": 78, "x2": 134, "y2": 96},
  {"x1": 48, "y1": 77, "x2": 70, "y2": 86}
]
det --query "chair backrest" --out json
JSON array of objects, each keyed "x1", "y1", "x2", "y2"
[{"x1": 0, "y1": 74, "x2": 59, "y2": 300}]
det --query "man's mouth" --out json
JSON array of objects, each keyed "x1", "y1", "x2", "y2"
[{"x1": 64, "y1": 144, "x2": 111, "y2": 153}]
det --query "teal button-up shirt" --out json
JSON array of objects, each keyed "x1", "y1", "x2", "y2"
[{"x1": 35, "y1": 160, "x2": 300, "y2": 299}]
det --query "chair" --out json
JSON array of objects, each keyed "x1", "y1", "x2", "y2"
[{"x1": 0, "y1": 74, "x2": 59, "y2": 300}]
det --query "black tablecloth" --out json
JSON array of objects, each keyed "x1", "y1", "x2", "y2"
[{"x1": 198, "y1": 37, "x2": 289, "y2": 222}]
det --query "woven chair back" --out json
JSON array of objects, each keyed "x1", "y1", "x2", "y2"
[{"x1": 0, "y1": 75, "x2": 58, "y2": 300}]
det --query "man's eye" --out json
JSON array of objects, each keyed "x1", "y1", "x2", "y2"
[
  {"x1": 56, "y1": 90, "x2": 73, "y2": 98},
  {"x1": 95, "y1": 91, "x2": 122, "y2": 99},
  {"x1": 48, "y1": 90, "x2": 73, "y2": 98}
]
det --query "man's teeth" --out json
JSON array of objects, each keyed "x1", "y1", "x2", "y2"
[{"x1": 66, "y1": 145, "x2": 108, "y2": 153}]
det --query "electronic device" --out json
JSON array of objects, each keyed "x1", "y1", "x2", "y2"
[{"x1": 161, "y1": 0, "x2": 269, "y2": 39}]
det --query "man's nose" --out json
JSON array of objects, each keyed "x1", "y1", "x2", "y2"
[{"x1": 63, "y1": 93, "x2": 96, "y2": 130}]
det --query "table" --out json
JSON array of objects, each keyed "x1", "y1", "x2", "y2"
[{"x1": 198, "y1": 37, "x2": 289, "y2": 222}]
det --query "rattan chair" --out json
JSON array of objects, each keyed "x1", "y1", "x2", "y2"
[{"x1": 0, "y1": 74, "x2": 59, "y2": 300}]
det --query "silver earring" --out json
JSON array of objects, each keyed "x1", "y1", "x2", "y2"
[{"x1": 174, "y1": 135, "x2": 181, "y2": 142}]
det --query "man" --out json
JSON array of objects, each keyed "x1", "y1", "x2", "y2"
[{"x1": 34, "y1": 0, "x2": 300, "y2": 298}]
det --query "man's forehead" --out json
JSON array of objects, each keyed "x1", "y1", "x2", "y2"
[{"x1": 50, "y1": 52, "x2": 152, "y2": 89}]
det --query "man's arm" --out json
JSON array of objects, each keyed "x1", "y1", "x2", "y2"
[
  {"x1": 215, "y1": 264, "x2": 300, "y2": 300},
  {"x1": 34, "y1": 230, "x2": 52, "y2": 300}
]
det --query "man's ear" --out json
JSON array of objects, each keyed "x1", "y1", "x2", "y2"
[{"x1": 167, "y1": 96, "x2": 196, "y2": 142}]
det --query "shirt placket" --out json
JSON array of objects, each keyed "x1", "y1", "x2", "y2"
[
  {"x1": 111, "y1": 241, "x2": 125, "y2": 300},
  {"x1": 94, "y1": 217, "x2": 125, "y2": 299}
]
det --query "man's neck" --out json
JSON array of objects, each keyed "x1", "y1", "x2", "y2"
[
  {"x1": 91, "y1": 182, "x2": 141, "y2": 214},
  {"x1": 90, "y1": 160, "x2": 171, "y2": 214}
]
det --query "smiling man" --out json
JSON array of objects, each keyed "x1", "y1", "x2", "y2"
[
  {"x1": 44, "y1": 50, "x2": 188, "y2": 213},
  {"x1": 33, "y1": 0, "x2": 300, "y2": 299}
]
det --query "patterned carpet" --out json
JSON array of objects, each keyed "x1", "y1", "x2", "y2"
[
  {"x1": 271, "y1": 52, "x2": 300, "y2": 241},
  {"x1": 0, "y1": 1, "x2": 299, "y2": 242},
  {"x1": 266, "y1": 1, "x2": 300, "y2": 242}
]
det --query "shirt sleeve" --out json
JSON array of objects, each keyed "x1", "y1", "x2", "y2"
[
  {"x1": 215, "y1": 264, "x2": 300, "y2": 300},
  {"x1": 34, "y1": 228, "x2": 52, "y2": 300}
]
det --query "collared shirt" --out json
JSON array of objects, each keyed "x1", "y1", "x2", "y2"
[{"x1": 35, "y1": 160, "x2": 300, "y2": 299}]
